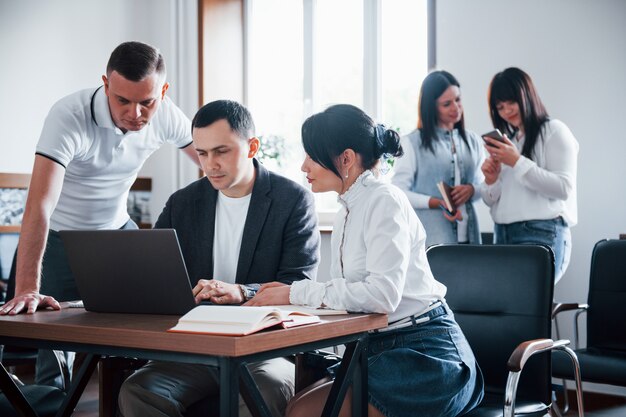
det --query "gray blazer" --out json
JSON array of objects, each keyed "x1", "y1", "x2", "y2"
[{"x1": 155, "y1": 159, "x2": 320, "y2": 286}]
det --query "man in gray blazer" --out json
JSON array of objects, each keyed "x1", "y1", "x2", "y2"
[{"x1": 118, "y1": 100, "x2": 320, "y2": 417}]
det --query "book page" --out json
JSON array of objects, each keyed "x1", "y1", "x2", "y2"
[
  {"x1": 437, "y1": 181, "x2": 456, "y2": 212},
  {"x1": 269, "y1": 305, "x2": 349, "y2": 316},
  {"x1": 170, "y1": 321, "x2": 253, "y2": 335},
  {"x1": 177, "y1": 305, "x2": 280, "y2": 325},
  {"x1": 281, "y1": 314, "x2": 322, "y2": 328}
]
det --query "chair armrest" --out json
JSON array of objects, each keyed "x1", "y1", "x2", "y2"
[
  {"x1": 506, "y1": 338, "x2": 570, "y2": 372},
  {"x1": 552, "y1": 302, "x2": 588, "y2": 319},
  {"x1": 504, "y1": 339, "x2": 582, "y2": 417},
  {"x1": 552, "y1": 302, "x2": 588, "y2": 349}
]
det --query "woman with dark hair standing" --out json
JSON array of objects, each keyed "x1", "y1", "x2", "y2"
[
  {"x1": 481, "y1": 67, "x2": 578, "y2": 282},
  {"x1": 392, "y1": 70, "x2": 484, "y2": 247},
  {"x1": 247, "y1": 104, "x2": 484, "y2": 417}
]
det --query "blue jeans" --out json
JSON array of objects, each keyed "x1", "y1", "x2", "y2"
[
  {"x1": 366, "y1": 303, "x2": 484, "y2": 417},
  {"x1": 494, "y1": 217, "x2": 571, "y2": 283}
]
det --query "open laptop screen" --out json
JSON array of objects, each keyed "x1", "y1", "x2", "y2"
[{"x1": 60, "y1": 229, "x2": 196, "y2": 315}]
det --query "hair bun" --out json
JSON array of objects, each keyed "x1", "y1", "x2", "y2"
[{"x1": 375, "y1": 125, "x2": 403, "y2": 158}]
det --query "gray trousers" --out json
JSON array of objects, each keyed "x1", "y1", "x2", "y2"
[
  {"x1": 7, "y1": 220, "x2": 138, "y2": 390},
  {"x1": 118, "y1": 358, "x2": 295, "y2": 417}
]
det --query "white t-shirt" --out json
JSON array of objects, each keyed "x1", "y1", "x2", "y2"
[
  {"x1": 481, "y1": 119, "x2": 578, "y2": 226},
  {"x1": 452, "y1": 142, "x2": 469, "y2": 242},
  {"x1": 290, "y1": 170, "x2": 446, "y2": 323},
  {"x1": 36, "y1": 87, "x2": 192, "y2": 231},
  {"x1": 212, "y1": 191, "x2": 252, "y2": 283}
]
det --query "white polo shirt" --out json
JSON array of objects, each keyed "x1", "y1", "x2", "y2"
[{"x1": 36, "y1": 87, "x2": 192, "y2": 231}]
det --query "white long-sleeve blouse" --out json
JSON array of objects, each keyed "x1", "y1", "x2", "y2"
[
  {"x1": 290, "y1": 170, "x2": 446, "y2": 323},
  {"x1": 480, "y1": 119, "x2": 578, "y2": 226}
]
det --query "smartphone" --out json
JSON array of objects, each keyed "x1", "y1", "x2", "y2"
[
  {"x1": 439, "y1": 204, "x2": 456, "y2": 217},
  {"x1": 482, "y1": 129, "x2": 506, "y2": 146}
]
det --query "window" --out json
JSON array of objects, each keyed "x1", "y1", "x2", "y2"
[
  {"x1": 381, "y1": 0, "x2": 429, "y2": 134},
  {"x1": 245, "y1": 0, "x2": 431, "y2": 215},
  {"x1": 246, "y1": 0, "x2": 304, "y2": 180},
  {"x1": 314, "y1": 0, "x2": 364, "y2": 111}
]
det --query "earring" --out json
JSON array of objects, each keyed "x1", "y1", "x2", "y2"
[{"x1": 345, "y1": 170, "x2": 349, "y2": 178}]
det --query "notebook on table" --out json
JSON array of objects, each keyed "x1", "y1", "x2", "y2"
[{"x1": 59, "y1": 229, "x2": 196, "y2": 315}]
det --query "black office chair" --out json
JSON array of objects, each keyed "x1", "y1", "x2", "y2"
[
  {"x1": 481, "y1": 232, "x2": 494, "y2": 245},
  {"x1": 0, "y1": 351, "x2": 66, "y2": 417},
  {"x1": 0, "y1": 291, "x2": 51, "y2": 416},
  {"x1": 0, "y1": 349, "x2": 100, "y2": 417},
  {"x1": 426, "y1": 244, "x2": 583, "y2": 417},
  {"x1": 0, "y1": 252, "x2": 35, "y2": 375},
  {"x1": 552, "y1": 239, "x2": 626, "y2": 409}
]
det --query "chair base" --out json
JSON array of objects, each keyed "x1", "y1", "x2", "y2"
[{"x1": 464, "y1": 393, "x2": 550, "y2": 417}]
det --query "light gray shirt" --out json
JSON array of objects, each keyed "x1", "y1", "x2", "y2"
[{"x1": 392, "y1": 127, "x2": 484, "y2": 246}]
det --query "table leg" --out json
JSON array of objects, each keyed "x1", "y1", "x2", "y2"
[
  {"x1": 321, "y1": 336, "x2": 367, "y2": 417},
  {"x1": 239, "y1": 363, "x2": 273, "y2": 417},
  {"x1": 220, "y1": 357, "x2": 239, "y2": 417},
  {"x1": 57, "y1": 353, "x2": 99, "y2": 417},
  {"x1": 351, "y1": 340, "x2": 368, "y2": 417},
  {"x1": 99, "y1": 357, "x2": 146, "y2": 417}
]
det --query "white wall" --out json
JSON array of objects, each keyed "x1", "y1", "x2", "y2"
[
  {"x1": 436, "y1": 0, "x2": 626, "y2": 395},
  {"x1": 0, "y1": 0, "x2": 199, "y2": 221}
]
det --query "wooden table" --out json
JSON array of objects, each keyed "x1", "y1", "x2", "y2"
[{"x1": 0, "y1": 308, "x2": 387, "y2": 417}]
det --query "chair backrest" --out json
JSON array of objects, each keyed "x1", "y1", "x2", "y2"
[
  {"x1": 426, "y1": 244, "x2": 554, "y2": 404},
  {"x1": 587, "y1": 239, "x2": 626, "y2": 351}
]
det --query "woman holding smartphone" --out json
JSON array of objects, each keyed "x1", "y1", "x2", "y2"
[
  {"x1": 247, "y1": 104, "x2": 484, "y2": 417},
  {"x1": 392, "y1": 70, "x2": 484, "y2": 247},
  {"x1": 481, "y1": 67, "x2": 578, "y2": 283}
]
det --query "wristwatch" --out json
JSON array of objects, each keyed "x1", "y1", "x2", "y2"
[{"x1": 238, "y1": 284, "x2": 258, "y2": 301}]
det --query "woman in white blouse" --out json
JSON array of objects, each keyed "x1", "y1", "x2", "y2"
[
  {"x1": 248, "y1": 104, "x2": 483, "y2": 417},
  {"x1": 481, "y1": 67, "x2": 578, "y2": 283}
]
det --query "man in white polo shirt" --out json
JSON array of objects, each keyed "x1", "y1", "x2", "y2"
[{"x1": 0, "y1": 41, "x2": 200, "y2": 389}]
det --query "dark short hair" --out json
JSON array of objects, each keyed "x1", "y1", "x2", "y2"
[
  {"x1": 488, "y1": 67, "x2": 549, "y2": 159},
  {"x1": 417, "y1": 70, "x2": 467, "y2": 152},
  {"x1": 191, "y1": 100, "x2": 255, "y2": 139},
  {"x1": 302, "y1": 104, "x2": 403, "y2": 179},
  {"x1": 106, "y1": 41, "x2": 165, "y2": 81}
]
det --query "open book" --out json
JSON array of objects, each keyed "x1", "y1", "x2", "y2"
[
  {"x1": 168, "y1": 305, "x2": 321, "y2": 336},
  {"x1": 437, "y1": 181, "x2": 457, "y2": 214}
]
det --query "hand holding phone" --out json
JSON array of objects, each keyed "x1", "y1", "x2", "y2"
[
  {"x1": 439, "y1": 204, "x2": 456, "y2": 217},
  {"x1": 439, "y1": 204, "x2": 463, "y2": 222},
  {"x1": 482, "y1": 128, "x2": 521, "y2": 167},
  {"x1": 482, "y1": 129, "x2": 506, "y2": 147}
]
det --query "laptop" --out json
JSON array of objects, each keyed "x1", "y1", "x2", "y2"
[{"x1": 59, "y1": 229, "x2": 197, "y2": 315}]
